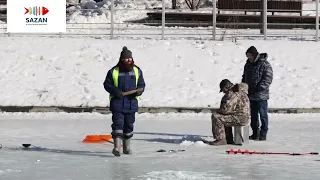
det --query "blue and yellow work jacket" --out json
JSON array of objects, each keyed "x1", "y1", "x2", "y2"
[{"x1": 103, "y1": 65, "x2": 146, "y2": 113}]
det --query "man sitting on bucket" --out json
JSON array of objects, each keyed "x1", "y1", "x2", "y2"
[{"x1": 209, "y1": 79, "x2": 250, "y2": 145}]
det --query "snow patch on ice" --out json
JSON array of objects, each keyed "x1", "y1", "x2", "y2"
[
  {"x1": 179, "y1": 135, "x2": 208, "y2": 147},
  {"x1": 136, "y1": 170, "x2": 233, "y2": 180},
  {"x1": 181, "y1": 135, "x2": 203, "y2": 142},
  {"x1": 0, "y1": 169, "x2": 22, "y2": 175},
  {"x1": 180, "y1": 140, "x2": 208, "y2": 147}
]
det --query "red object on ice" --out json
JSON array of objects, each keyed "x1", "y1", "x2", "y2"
[{"x1": 82, "y1": 134, "x2": 112, "y2": 143}]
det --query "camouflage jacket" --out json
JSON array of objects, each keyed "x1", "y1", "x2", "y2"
[{"x1": 217, "y1": 83, "x2": 250, "y2": 120}]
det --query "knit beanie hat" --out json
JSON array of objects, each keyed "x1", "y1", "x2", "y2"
[
  {"x1": 246, "y1": 46, "x2": 259, "y2": 57},
  {"x1": 219, "y1": 79, "x2": 233, "y2": 92},
  {"x1": 120, "y1": 46, "x2": 132, "y2": 60}
]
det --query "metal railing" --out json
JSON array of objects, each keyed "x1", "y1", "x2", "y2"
[{"x1": 0, "y1": 0, "x2": 319, "y2": 41}]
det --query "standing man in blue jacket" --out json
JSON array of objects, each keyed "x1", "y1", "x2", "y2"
[
  {"x1": 103, "y1": 46, "x2": 146, "y2": 156},
  {"x1": 242, "y1": 46, "x2": 273, "y2": 141}
]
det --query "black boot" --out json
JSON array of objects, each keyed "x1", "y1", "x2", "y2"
[
  {"x1": 259, "y1": 132, "x2": 267, "y2": 141},
  {"x1": 249, "y1": 129, "x2": 260, "y2": 140},
  {"x1": 225, "y1": 126, "x2": 234, "y2": 144}
]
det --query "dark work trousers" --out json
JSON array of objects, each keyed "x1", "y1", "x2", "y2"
[
  {"x1": 111, "y1": 112, "x2": 136, "y2": 139},
  {"x1": 250, "y1": 100, "x2": 268, "y2": 135}
]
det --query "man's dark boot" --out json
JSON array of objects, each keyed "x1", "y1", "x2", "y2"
[
  {"x1": 249, "y1": 129, "x2": 260, "y2": 140},
  {"x1": 259, "y1": 132, "x2": 267, "y2": 141},
  {"x1": 225, "y1": 127, "x2": 234, "y2": 144}
]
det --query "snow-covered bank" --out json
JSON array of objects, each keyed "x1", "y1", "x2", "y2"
[{"x1": 0, "y1": 37, "x2": 320, "y2": 108}]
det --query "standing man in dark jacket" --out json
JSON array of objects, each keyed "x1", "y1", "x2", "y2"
[
  {"x1": 242, "y1": 46, "x2": 273, "y2": 141},
  {"x1": 103, "y1": 46, "x2": 146, "y2": 156}
]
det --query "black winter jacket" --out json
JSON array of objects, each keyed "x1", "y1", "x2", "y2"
[{"x1": 241, "y1": 53, "x2": 273, "y2": 101}]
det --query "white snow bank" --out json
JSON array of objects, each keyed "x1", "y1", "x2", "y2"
[{"x1": 1, "y1": 37, "x2": 320, "y2": 108}]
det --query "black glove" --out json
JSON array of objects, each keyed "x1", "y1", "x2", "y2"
[{"x1": 115, "y1": 91, "x2": 123, "y2": 98}]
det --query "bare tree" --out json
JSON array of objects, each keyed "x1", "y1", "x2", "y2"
[{"x1": 185, "y1": 0, "x2": 201, "y2": 10}]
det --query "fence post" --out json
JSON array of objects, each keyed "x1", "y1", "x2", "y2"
[
  {"x1": 212, "y1": 0, "x2": 216, "y2": 40},
  {"x1": 110, "y1": 0, "x2": 114, "y2": 39},
  {"x1": 316, "y1": 0, "x2": 319, "y2": 42},
  {"x1": 263, "y1": 0, "x2": 267, "y2": 40},
  {"x1": 161, "y1": 0, "x2": 165, "y2": 40}
]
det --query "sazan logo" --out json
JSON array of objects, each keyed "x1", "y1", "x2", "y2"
[{"x1": 24, "y1": 6, "x2": 49, "y2": 25}]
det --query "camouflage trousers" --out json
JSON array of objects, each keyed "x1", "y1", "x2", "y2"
[{"x1": 211, "y1": 113, "x2": 249, "y2": 140}]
